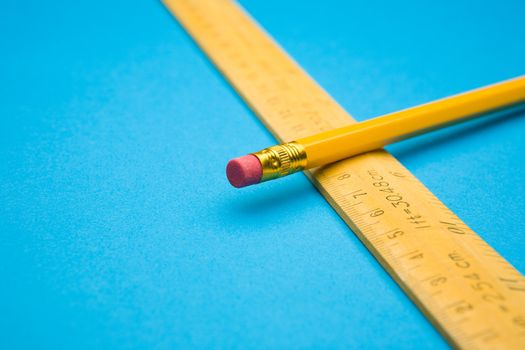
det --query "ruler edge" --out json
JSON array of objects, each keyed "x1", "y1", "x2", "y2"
[
  {"x1": 164, "y1": 0, "x2": 458, "y2": 342},
  {"x1": 162, "y1": 1, "x2": 524, "y2": 348}
]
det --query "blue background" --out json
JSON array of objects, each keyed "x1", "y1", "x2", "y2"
[{"x1": 1, "y1": 0, "x2": 524, "y2": 349}]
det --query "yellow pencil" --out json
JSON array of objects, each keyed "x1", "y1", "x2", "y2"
[{"x1": 226, "y1": 76, "x2": 525, "y2": 188}]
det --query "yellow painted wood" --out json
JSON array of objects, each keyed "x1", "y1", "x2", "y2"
[
  {"x1": 299, "y1": 76, "x2": 525, "y2": 167},
  {"x1": 163, "y1": 0, "x2": 525, "y2": 348}
]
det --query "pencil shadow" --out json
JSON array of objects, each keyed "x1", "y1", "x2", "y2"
[
  {"x1": 226, "y1": 106, "x2": 525, "y2": 218},
  {"x1": 389, "y1": 104, "x2": 525, "y2": 159},
  {"x1": 230, "y1": 178, "x2": 317, "y2": 216}
]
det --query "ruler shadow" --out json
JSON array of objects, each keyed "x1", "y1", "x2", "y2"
[{"x1": 389, "y1": 104, "x2": 525, "y2": 159}]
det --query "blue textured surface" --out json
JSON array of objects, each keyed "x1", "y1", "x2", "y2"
[{"x1": 1, "y1": 0, "x2": 524, "y2": 349}]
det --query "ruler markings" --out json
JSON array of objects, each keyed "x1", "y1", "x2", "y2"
[{"x1": 164, "y1": 1, "x2": 525, "y2": 348}]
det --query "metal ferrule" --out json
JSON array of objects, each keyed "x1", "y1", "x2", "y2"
[{"x1": 252, "y1": 141, "x2": 307, "y2": 182}]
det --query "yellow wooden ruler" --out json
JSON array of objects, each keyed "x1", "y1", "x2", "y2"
[{"x1": 164, "y1": 0, "x2": 525, "y2": 348}]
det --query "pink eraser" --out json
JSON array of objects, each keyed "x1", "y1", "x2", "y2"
[{"x1": 226, "y1": 155, "x2": 263, "y2": 188}]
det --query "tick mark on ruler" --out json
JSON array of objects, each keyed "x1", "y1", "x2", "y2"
[
  {"x1": 361, "y1": 221, "x2": 379, "y2": 228},
  {"x1": 509, "y1": 285, "x2": 525, "y2": 292},
  {"x1": 456, "y1": 317, "x2": 470, "y2": 324},
  {"x1": 344, "y1": 189, "x2": 367, "y2": 199},
  {"x1": 421, "y1": 274, "x2": 441, "y2": 282},
  {"x1": 407, "y1": 265, "x2": 421, "y2": 271},
  {"x1": 444, "y1": 299, "x2": 466, "y2": 309},
  {"x1": 468, "y1": 328, "x2": 499, "y2": 342},
  {"x1": 344, "y1": 201, "x2": 363, "y2": 207},
  {"x1": 395, "y1": 250, "x2": 420, "y2": 259}
]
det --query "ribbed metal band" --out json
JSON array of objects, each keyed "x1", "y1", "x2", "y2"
[{"x1": 253, "y1": 142, "x2": 307, "y2": 182}]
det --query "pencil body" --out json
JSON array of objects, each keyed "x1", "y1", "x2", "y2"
[
  {"x1": 226, "y1": 76, "x2": 525, "y2": 188},
  {"x1": 301, "y1": 76, "x2": 525, "y2": 168}
]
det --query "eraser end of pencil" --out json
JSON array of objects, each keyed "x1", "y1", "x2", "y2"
[{"x1": 226, "y1": 155, "x2": 262, "y2": 188}]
